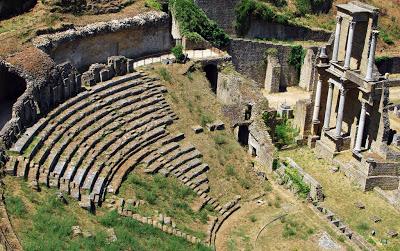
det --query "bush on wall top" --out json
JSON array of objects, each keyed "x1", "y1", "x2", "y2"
[
  {"x1": 235, "y1": 0, "x2": 291, "y2": 36},
  {"x1": 169, "y1": 0, "x2": 229, "y2": 48}
]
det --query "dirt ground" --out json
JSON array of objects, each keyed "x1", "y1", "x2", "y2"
[
  {"x1": 215, "y1": 181, "x2": 354, "y2": 251},
  {"x1": 262, "y1": 87, "x2": 311, "y2": 109}
]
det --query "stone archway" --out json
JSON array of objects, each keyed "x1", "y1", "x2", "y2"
[
  {"x1": 0, "y1": 67, "x2": 26, "y2": 129},
  {"x1": 204, "y1": 64, "x2": 218, "y2": 93}
]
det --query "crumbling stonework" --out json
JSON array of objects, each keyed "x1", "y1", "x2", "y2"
[
  {"x1": 245, "y1": 17, "x2": 332, "y2": 42},
  {"x1": 34, "y1": 11, "x2": 173, "y2": 69},
  {"x1": 194, "y1": 0, "x2": 240, "y2": 35}
]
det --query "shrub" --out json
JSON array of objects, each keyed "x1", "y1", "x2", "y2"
[
  {"x1": 235, "y1": 0, "x2": 290, "y2": 35},
  {"x1": 356, "y1": 222, "x2": 369, "y2": 232},
  {"x1": 249, "y1": 215, "x2": 257, "y2": 222},
  {"x1": 285, "y1": 168, "x2": 310, "y2": 198},
  {"x1": 225, "y1": 165, "x2": 236, "y2": 176},
  {"x1": 268, "y1": 0, "x2": 287, "y2": 7},
  {"x1": 200, "y1": 113, "x2": 213, "y2": 126},
  {"x1": 170, "y1": 0, "x2": 229, "y2": 47},
  {"x1": 274, "y1": 118, "x2": 299, "y2": 149},
  {"x1": 214, "y1": 135, "x2": 227, "y2": 145},
  {"x1": 144, "y1": 190, "x2": 157, "y2": 205},
  {"x1": 381, "y1": 32, "x2": 394, "y2": 45},
  {"x1": 171, "y1": 45, "x2": 185, "y2": 63},
  {"x1": 145, "y1": 0, "x2": 162, "y2": 10},
  {"x1": 295, "y1": 0, "x2": 311, "y2": 16},
  {"x1": 288, "y1": 45, "x2": 306, "y2": 77},
  {"x1": 375, "y1": 56, "x2": 390, "y2": 65}
]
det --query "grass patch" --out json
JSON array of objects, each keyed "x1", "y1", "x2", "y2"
[
  {"x1": 274, "y1": 118, "x2": 299, "y2": 149},
  {"x1": 119, "y1": 172, "x2": 213, "y2": 238},
  {"x1": 158, "y1": 67, "x2": 172, "y2": 83},
  {"x1": 145, "y1": 0, "x2": 162, "y2": 11},
  {"x1": 5, "y1": 195, "x2": 27, "y2": 217},
  {"x1": 284, "y1": 168, "x2": 310, "y2": 199}
]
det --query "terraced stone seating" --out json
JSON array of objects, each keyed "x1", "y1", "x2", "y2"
[{"x1": 6, "y1": 70, "x2": 212, "y2": 208}]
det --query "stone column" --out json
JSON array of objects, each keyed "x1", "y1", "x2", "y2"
[
  {"x1": 365, "y1": 30, "x2": 379, "y2": 81},
  {"x1": 323, "y1": 82, "x2": 334, "y2": 130},
  {"x1": 354, "y1": 101, "x2": 367, "y2": 152},
  {"x1": 332, "y1": 16, "x2": 343, "y2": 63},
  {"x1": 312, "y1": 79, "x2": 323, "y2": 123},
  {"x1": 335, "y1": 87, "x2": 347, "y2": 138},
  {"x1": 344, "y1": 21, "x2": 356, "y2": 70}
]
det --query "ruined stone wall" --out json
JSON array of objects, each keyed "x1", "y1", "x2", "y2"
[
  {"x1": 34, "y1": 12, "x2": 173, "y2": 70},
  {"x1": 376, "y1": 57, "x2": 400, "y2": 75},
  {"x1": 245, "y1": 18, "x2": 332, "y2": 42},
  {"x1": 293, "y1": 99, "x2": 313, "y2": 141},
  {"x1": 0, "y1": 49, "x2": 79, "y2": 150},
  {"x1": 228, "y1": 38, "x2": 299, "y2": 88},
  {"x1": 194, "y1": 0, "x2": 240, "y2": 35},
  {"x1": 0, "y1": 0, "x2": 36, "y2": 20}
]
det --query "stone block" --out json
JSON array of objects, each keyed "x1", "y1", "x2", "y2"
[
  {"x1": 214, "y1": 120, "x2": 225, "y2": 130},
  {"x1": 108, "y1": 56, "x2": 127, "y2": 76},
  {"x1": 127, "y1": 59, "x2": 134, "y2": 73},
  {"x1": 392, "y1": 134, "x2": 400, "y2": 147},
  {"x1": 192, "y1": 125, "x2": 203, "y2": 134},
  {"x1": 81, "y1": 71, "x2": 96, "y2": 87}
]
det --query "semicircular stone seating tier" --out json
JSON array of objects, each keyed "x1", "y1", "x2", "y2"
[{"x1": 6, "y1": 71, "x2": 211, "y2": 208}]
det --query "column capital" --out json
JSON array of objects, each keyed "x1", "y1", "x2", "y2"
[
  {"x1": 349, "y1": 21, "x2": 356, "y2": 27},
  {"x1": 336, "y1": 16, "x2": 343, "y2": 23},
  {"x1": 339, "y1": 86, "x2": 348, "y2": 96},
  {"x1": 371, "y1": 30, "x2": 379, "y2": 37},
  {"x1": 360, "y1": 100, "x2": 366, "y2": 108}
]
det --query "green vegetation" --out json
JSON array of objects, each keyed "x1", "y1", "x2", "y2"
[
  {"x1": 145, "y1": 0, "x2": 162, "y2": 11},
  {"x1": 171, "y1": 45, "x2": 185, "y2": 63},
  {"x1": 281, "y1": 216, "x2": 315, "y2": 239},
  {"x1": 274, "y1": 118, "x2": 299, "y2": 149},
  {"x1": 169, "y1": 0, "x2": 229, "y2": 47},
  {"x1": 375, "y1": 56, "x2": 390, "y2": 65},
  {"x1": 288, "y1": 45, "x2": 305, "y2": 77},
  {"x1": 295, "y1": 0, "x2": 332, "y2": 16},
  {"x1": 380, "y1": 30, "x2": 395, "y2": 45},
  {"x1": 235, "y1": 0, "x2": 291, "y2": 35},
  {"x1": 158, "y1": 67, "x2": 172, "y2": 82},
  {"x1": 284, "y1": 168, "x2": 310, "y2": 198},
  {"x1": 119, "y1": 173, "x2": 215, "y2": 238},
  {"x1": 5, "y1": 195, "x2": 27, "y2": 217},
  {"x1": 267, "y1": 0, "x2": 287, "y2": 7}
]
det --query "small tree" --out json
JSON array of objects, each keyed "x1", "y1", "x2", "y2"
[{"x1": 171, "y1": 45, "x2": 185, "y2": 63}]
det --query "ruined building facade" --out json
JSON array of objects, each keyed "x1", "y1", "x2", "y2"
[{"x1": 308, "y1": 2, "x2": 400, "y2": 191}]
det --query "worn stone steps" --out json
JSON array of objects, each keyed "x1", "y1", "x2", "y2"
[
  {"x1": 94, "y1": 127, "x2": 170, "y2": 203},
  {"x1": 174, "y1": 158, "x2": 202, "y2": 177},
  {"x1": 183, "y1": 163, "x2": 210, "y2": 181},
  {"x1": 45, "y1": 89, "x2": 165, "y2": 187},
  {"x1": 10, "y1": 72, "x2": 145, "y2": 154},
  {"x1": 33, "y1": 81, "x2": 153, "y2": 166},
  {"x1": 68, "y1": 116, "x2": 171, "y2": 199}
]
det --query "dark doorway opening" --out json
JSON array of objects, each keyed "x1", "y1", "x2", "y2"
[
  {"x1": 204, "y1": 64, "x2": 218, "y2": 93},
  {"x1": 238, "y1": 125, "x2": 249, "y2": 146},
  {"x1": 0, "y1": 68, "x2": 26, "y2": 129},
  {"x1": 251, "y1": 145, "x2": 257, "y2": 157},
  {"x1": 244, "y1": 104, "x2": 252, "y2": 120}
]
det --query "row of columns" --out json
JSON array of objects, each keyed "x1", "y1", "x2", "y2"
[
  {"x1": 331, "y1": 16, "x2": 379, "y2": 81},
  {"x1": 312, "y1": 80, "x2": 368, "y2": 152}
]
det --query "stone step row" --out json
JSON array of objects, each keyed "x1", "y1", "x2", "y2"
[
  {"x1": 28, "y1": 81, "x2": 163, "y2": 184},
  {"x1": 94, "y1": 126, "x2": 170, "y2": 203},
  {"x1": 46, "y1": 92, "x2": 166, "y2": 186},
  {"x1": 10, "y1": 72, "x2": 145, "y2": 154},
  {"x1": 41, "y1": 88, "x2": 163, "y2": 180},
  {"x1": 71, "y1": 117, "x2": 171, "y2": 201},
  {"x1": 34, "y1": 79, "x2": 156, "y2": 165}
]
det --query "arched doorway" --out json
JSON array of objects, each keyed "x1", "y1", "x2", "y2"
[
  {"x1": 204, "y1": 64, "x2": 218, "y2": 93},
  {"x1": 0, "y1": 67, "x2": 26, "y2": 129}
]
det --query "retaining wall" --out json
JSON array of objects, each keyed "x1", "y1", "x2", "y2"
[
  {"x1": 228, "y1": 38, "x2": 318, "y2": 88},
  {"x1": 245, "y1": 17, "x2": 332, "y2": 42},
  {"x1": 194, "y1": 0, "x2": 240, "y2": 35},
  {"x1": 34, "y1": 11, "x2": 173, "y2": 70},
  {"x1": 0, "y1": 0, "x2": 36, "y2": 20}
]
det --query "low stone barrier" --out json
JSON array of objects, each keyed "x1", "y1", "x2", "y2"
[{"x1": 275, "y1": 157, "x2": 324, "y2": 201}]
